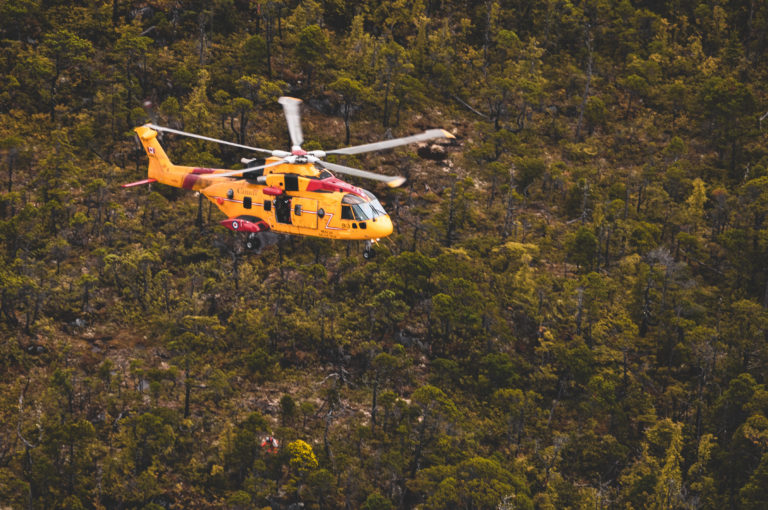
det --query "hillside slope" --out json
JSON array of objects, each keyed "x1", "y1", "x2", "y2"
[{"x1": 2, "y1": 1, "x2": 768, "y2": 508}]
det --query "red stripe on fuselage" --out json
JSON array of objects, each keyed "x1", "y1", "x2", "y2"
[
  {"x1": 306, "y1": 177, "x2": 366, "y2": 198},
  {"x1": 182, "y1": 169, "x2": 216, "y2": 189},
  {"x1": 182, "y1": 174, "x2": 200, "y2": 189}
]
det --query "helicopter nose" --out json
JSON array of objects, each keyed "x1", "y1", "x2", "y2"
[{"x1": 374, "y1": 215, "x2": 393, "y2": 238}]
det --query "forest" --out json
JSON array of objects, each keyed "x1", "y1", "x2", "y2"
[{"x1": 2, "y1": 0, "x2": 768, "y2": 508}]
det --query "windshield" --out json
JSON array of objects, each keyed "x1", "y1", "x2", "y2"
[
  {"x1": 369, "y1": 198, "x2": 387, "y2": 216},
  {"x1": 352, "y1": 203, "x2": 375, "y2": 220},
  {"x1": 343, "y1": 192, "x2": 387, "y2": 220}
]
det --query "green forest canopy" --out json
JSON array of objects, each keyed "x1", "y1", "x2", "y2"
[{"x1": 2, "y1": 0, "x2": 768, "y2": 508}]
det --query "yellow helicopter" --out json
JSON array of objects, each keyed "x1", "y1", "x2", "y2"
[{"x1": 126, "y1": 97, "x2": 454, "y2": 258}]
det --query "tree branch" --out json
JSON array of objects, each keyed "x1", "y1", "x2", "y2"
[
  {"x1": 17, "y1": 381, "x2": 38, "y2": 449},
  {"x1": 452, "y1": 95, "x2": 489, "y2": 118}
]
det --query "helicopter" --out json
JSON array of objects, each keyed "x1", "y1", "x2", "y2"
[{"x1": 125, "y1": 97, "x2": 454, "y2": 258}]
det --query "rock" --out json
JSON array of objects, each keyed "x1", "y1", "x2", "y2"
[
  {"x1": 417, "y1": 143, "x2": 448, "y2": 160},
  {"x1": 26, "y1": 344, "x2": 47, "y2": 355}
]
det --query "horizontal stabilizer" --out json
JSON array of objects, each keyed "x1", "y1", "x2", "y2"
[{"x1": 122, "y1": 178, "x2": 157, "y2": 188}]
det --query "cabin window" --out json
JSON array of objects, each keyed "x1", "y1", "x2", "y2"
[
  {"x1": 243, "y1": 196, "x2": 252, "y2": 209},
  {"x1": 341, "y1": 205, "x2": 354, "y2": 220},
  {"x1": 264, "y1": 200, "x2": 272, "y2": 211}
]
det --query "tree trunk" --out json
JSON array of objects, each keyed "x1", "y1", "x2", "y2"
[
  {"x1": 7, "y1": 148, "x2": 15, "y2": 193},
  {"x1": 198, "y1": 13, "x2": 207, "y2": 66},
  {"x1": 482, "y1": 0, "x2": 493, "y2": 78},
  {"x1": 184, "y1": 359, "x2": 191, "y2": 418},
  {"x1": 239, "y1": 112, "x2": 248, "y2": 145},
  {"x1": 232, "y1": 251, "x2": 240, "y2": 291},
  {"x1": 575, "y1": 24, "x2": 593, "y2": 141},
  {"x1": 382, "y1": 72, "x2": 392, "y2": 128},
  {"x1": 576, "y1": 287, "x2": 584, "y2": 337},
  {"x1": 196, "y1": 193, "x2": 204, "y2": 229},
  {"x1": 410, "y1": 412, "x2": 428, "y2": 478},
  {"x1": 503, "y1": 173, "x2": 516, "y2": 239},
  {"x1": 763, "y1": 269, "x2": 768, "y2": 308},
  {"x1": 370, "y1": 379, "x2": 378, "y2": 432},
  {"x1": 343, "y1": 103, "x2": 351, "y2": 145},
  {"x1": 445, "y1": 180, "x2": 456, "y2": 246}
]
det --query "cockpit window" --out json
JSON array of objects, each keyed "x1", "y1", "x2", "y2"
[
  {"x1": 369, "y1": 198, "x2": 387, "y2": 216},
  {"x1": 342, "y1": 194, "x2": 364, "y2": 205},
  {"x1": 352, "y1": 203, "x2": 374, "y2": 220},
  {"x1": 342, "y1": 192, "x2": 387, "y2": 220}
]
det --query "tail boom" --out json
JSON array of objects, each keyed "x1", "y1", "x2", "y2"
[{"x1": 133, "y1": 125, "x2": 228, "y2": 192}]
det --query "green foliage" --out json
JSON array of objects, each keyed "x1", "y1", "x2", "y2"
[
  {"x1": 361, "y1": 491, "x2": 394, "y2": 510},
  {"x1": 411, "y1": 457, "x2": 532, "y2": 509},
  {"x1": 566, "y1": 227, "x2": 598, "y2": 270},
  {"x1": 1, "y1": 2, "x2": 768, "y2": 508},
  {"x1": 740, "y1": 453, "x2": 768, "y2": 510},
  {"x1": 295, "y1": 25, "x2": 329, "y2": 87},
  {"x1": 515, "y1": 157, "x2": 546, "y2": 191},
  {"x1": 287, "y1": 439, "x2": 318, "y2": 474}
]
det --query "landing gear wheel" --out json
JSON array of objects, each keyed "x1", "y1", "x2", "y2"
[
  {"x1": 363, "y1": 241, "x2": 374, "y2": 259},
  {"x1": 246, "y1": 233, "x2": 262, "y2": 251}
]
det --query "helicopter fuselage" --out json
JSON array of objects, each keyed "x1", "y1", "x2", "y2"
[
  {"x1": 201, "y1": 163, "x2": 394, "y2": 241},
  {"x1": 131, "y1": 126, "x2": 394, "y2": 242}
]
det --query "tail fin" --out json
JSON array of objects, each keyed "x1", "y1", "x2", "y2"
[
  {"x1": 134, "y1": 125, "x2": 173, "y2": 182},
  {"x1": 133, "y1": 125, "x2": 228, "y2": 192}
]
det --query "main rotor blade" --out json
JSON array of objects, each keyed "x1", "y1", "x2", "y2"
[
  {"x1": 325, "y1": 129, "x2": 454, "y2": 156},
  {"x1": 319, "y1": 160, "x2": 406, "y2": 188},
  {"x1": 146, "y1": 124, "x2": 274, "y2": 155},
  {"x1": 277, "y1": 97, "x2": 304, "y2": 148},
  {"x1": 201, "y1": 159, "x2": 286, "y2": 179}
]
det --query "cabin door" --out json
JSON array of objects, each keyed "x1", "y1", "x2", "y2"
[{"x1": 292, "y1": 197, "x2": 318, "y2": 229}]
